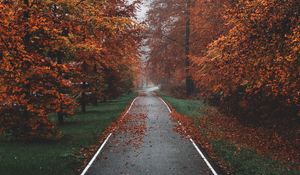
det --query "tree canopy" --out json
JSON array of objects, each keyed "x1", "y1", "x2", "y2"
[{"x1": 0, "y1": 0, "x2": 142, "y2": 139}]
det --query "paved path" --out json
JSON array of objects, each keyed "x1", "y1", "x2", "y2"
[{"x1": 87, "y1": 91, "x2": 214, "y2": 175}]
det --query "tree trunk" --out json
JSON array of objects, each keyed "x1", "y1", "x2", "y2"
[
  {"x1": 23, "y1": 0, "x2": 30, "y2": 19},
  {"x1": 92, "y1": 64, "x2": 98, "y2": 106},
  {"x1": 185, "y1": 0, "x2": 194, "y2": 96},
  {"x1": 81, "y1": 62, "x2": 88, "y2": 113},
  {"x1": 24, "y1": 0, "x2": 29, "y2": 5},
  {"x1": 92, "y1": 94, "x2": 98, "y2": 106},
  {"x1": 57, "y1": 57, "x2": 65, "y2": 122},
  {"x1": 81, "y1": 91, "x2": 86, "y2": 113},
  {"x1": 23, "y1": 0, "x2": 30, "y2": 46},
  {"x1": 57, "y1": 112, "x2": 64, "y2": 124}
]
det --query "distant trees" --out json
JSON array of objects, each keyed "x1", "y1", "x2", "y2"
[
  {"x1": 146, "y1": 0, "x2": 229, "y2": 96},
  {"x1": 146, "y1": 0, "x2": 186, "y2": 94},
  {"x1": 146, "y1": 0, "x2": 299, "y2": 116},
  {"x1": 0, "y1": 0, "x2": 141, "y2": 140}
]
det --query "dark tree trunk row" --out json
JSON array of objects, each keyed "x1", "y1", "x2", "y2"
[{"x1": 185, "y1": 0, "x2": 194, "y2": 96}]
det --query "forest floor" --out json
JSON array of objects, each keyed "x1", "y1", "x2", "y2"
[
  {"x1": 0, "y1": 93, "x2": 136, "y2": 175},
  {"x1": 159, "y1": 92, "x2": 300, "y2": 175}
]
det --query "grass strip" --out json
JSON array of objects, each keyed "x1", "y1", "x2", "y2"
[
  {"x1": 0, "y1": 93, "x2": 136, "y2": 175},
  {"x1": 159, "y1": 92, "x2": 299, "y2": 175}
]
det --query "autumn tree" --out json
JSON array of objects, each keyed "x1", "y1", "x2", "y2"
[
  {"x1": 0, "y1": 1, "x2": 76, "y2": 139},
  {"x1": 69, "y1": 0, "x2": 142, "y2": 111},
  {"x1": 146, "y1": 0, "x2": 229, "y2": 96},
  {"x1": 191, "y1": 0, "x2": 300, "y2": 115},
  {"x1": 0, "y1": 0, "x2": 142, "y2": 139},
  {"x1": 146, "y1": 0, "x2": 186, "y2": 94}
]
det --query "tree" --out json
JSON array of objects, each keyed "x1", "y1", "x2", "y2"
[
  {"x1": 191, "y1": 0, "x2": 300, "y2": 115},
  {"x1": 146, "y1": 0, "x2": 229, "y2": 96},
  {"x1": 0, "y1": 0, "x2": 142, "y2": 139},
  {"x1": 0, "y1": 0, "x2": 76, "y2": 139},
  {"x1": 70, "y1": 0, "x2": 142, "y2": 111},
  {"x1": 146, "y1": 0, "x2": 186, "y2": 92}
]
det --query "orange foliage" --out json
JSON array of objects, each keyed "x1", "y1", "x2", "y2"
[
  {"x1": 191, "y1": 0, "x2": 300, "y2": 113},
  {"x1": 145, "y1": 0, "x2": 186, "y2": 86},
  {"x1": 0, "y1": 0, "x2": 142, "y2": 139},
  {"x1": 146, "y1": 0, "x2": 230, "y2": 92}
]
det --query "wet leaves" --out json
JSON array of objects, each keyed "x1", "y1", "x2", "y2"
[
  {"x1": 170, "y1": 105, "x2": 300, "y2": 174},
  {"x1": 200, "y1": 107, "x2": 300, "y2": 165},
  {"x1": 78, "y1": 104, "x2": 147, "y2": 172},
  {"x1": 117, "y1": 113, "x2": 147, "y2": 149},
  {"x1": 169, "y1": 109, "x2": 232, "y2": 174}
]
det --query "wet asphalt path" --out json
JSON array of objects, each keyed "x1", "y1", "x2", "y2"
[{"x1": 87, "y1": 92, "x2": 213, "y2": 175}]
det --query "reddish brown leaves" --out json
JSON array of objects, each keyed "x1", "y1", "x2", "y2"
[
  {"x1": 200, "y1": 107, "x2": 300, "y2": 165},
  {"x1": 0, "y1": 0, "x2": 142, "y2": 139},
  {"x1": 170, "y1": 105, "x2": 300, "y2": 173},
  {"x1": 117, "y1": 113, "x2": 147, "y2": 148},
  {"x1": 79, "y1": 104, "x2": 147, "y2": 172},
  {"x1": 170, "y1": 110, "x2": 232, "y2": 174}
]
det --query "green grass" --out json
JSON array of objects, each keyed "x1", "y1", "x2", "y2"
[
  {"x1": 0, "y1": 93, "x2": 136, "y2": 175},
  {"x1": 159, "y1": 92, "x2": 300, "y2": 175},
  {"x1": 159, "y1": 92, "x2": 206, "y2": 117},
  {"x1": 212, "y1": 140, "x2": 299, "y2": 175}
]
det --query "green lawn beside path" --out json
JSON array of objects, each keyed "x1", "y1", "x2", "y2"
[
  {"x1": 0, "y1": 93, "x2": 136, "y2": 175},
  {"x1": 159, "y1": 92, "x2": 299, "y2": 175}
]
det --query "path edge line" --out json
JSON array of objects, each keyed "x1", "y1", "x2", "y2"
[
  {"x1": 158, "y1": 97, "x2": 218, "y2": 175},
  {"x1": 80, "y1": 133, "x2": 112, "y2": 175},
  {"x1": 80, "y1": 96, "x2": 139, "y2": 175},
  {"x1": 190, "y1": 138, "x2": 218, "y2": 175},
  {"x1": 158, "y1": 97, "x2": 172, "y2": 113}
]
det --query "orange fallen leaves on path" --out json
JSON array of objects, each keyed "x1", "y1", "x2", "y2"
[{"x1": 78, "y1": 102, "x2": 147, "y2": 172}]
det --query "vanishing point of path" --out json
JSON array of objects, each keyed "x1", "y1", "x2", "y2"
[{"x1": 86, "y1": 89, "x2": 216, "y2": 175}]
